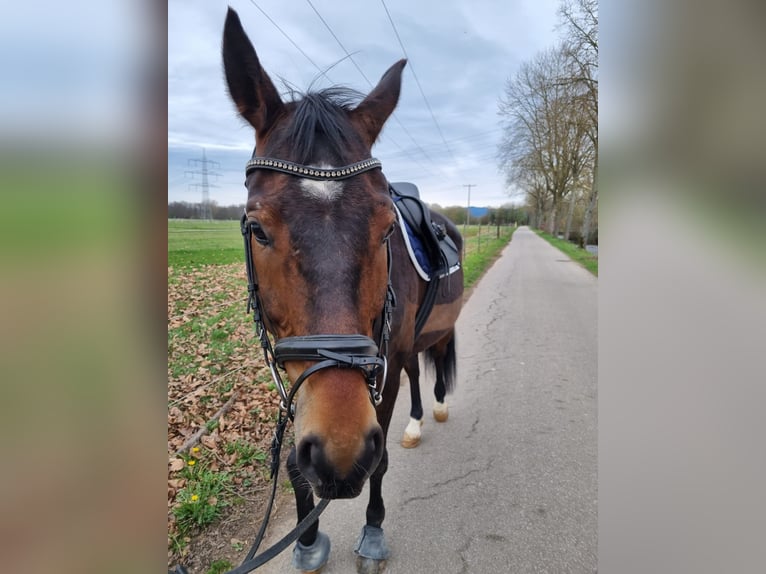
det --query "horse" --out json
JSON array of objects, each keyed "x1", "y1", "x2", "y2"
[{"x1": 223, "y1": 9, "x2": 463, "y2": 573}]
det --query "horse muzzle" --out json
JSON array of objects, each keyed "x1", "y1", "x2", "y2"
[{"x1": 296, "y1": 426, "x2": 384, "y2": 499}]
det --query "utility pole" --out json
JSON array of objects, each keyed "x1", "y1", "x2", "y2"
[
  {"x1": 186, "y1": 148, "x2": 221, "y2": 220},
  {"x1": 463, "y1": 184, "x2": 477, "y2": 234}
]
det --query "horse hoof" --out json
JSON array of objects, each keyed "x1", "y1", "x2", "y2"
[
  {"x1": 356, "y1": 556, "x2": 387, "y2": 574},
  {"x1": 401, "y1": 418, "x2": 423, "y2": 448},
  {"x1": 401, "y1": 433, "x2": 420, "y2": 448},
  {"x1": 354, "y1": 525, "x2": 389, "y2": 573},
  {"x1": 433, "y1": 402, "x2": 448, "y2": 422},
  {"x1": 292, "y1": 531, "x2": 330, "y2": 573}
]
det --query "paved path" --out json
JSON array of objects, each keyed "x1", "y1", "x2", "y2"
[{"x1": 256, "y1": 226, "x2": 597, "y2": 573}]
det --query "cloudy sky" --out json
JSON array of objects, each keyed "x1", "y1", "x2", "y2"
[{"x1": 169, "y1": 0, "x2": 561, "y2": 208}]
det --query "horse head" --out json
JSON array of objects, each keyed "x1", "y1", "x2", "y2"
[{"x1": 223, "y1": 8, "x2": 406, "y2": 499}]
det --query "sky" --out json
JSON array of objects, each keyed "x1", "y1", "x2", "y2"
[{"x1": 169, "y1": 0, "x2": 561, "y2": 208}]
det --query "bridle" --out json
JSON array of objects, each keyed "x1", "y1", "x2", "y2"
[
  {"x1": 240, "y1": 155, "x2": 395, "y2": 422},
  {"x1": 169, "y1": 158, "x2": 396, "y2": 574}
]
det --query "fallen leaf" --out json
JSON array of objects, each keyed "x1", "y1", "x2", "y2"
[{"x1": 200, "y1": 435, "x2": 217, "y2": 449}]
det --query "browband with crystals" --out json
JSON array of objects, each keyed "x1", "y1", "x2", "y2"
[{"x1": 245, "y1": 157, "x2": 382, "y2": 180}]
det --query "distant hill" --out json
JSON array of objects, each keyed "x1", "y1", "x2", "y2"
[{"x1": 468, "y1": 206, "x2": 489, "y2": 218}]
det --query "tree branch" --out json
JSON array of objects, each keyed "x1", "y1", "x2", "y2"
[{"x1": 173, "y1": 391, "x2": 239, "y2": 457}]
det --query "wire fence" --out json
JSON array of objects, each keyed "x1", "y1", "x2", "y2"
[{"x1": 461, "y1": 223, "x2": 516, "y2": 257}]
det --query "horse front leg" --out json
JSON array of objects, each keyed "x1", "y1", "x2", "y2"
[
  {"x1": 287, "y1": 446, "x2": 331, "y2": 573},
  {"x1": 401, "y1": 353, "x2": 424, "y2": 448},
  {"x1": 354, "y1": 448, "x2": 390, "y2": 574},
  {"x1": 355, "y1": 355, "x2": 403, "y2": 574}
]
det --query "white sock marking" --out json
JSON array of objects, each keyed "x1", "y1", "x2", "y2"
[{"x1": 404, "y1": 417, "x2": 423, "y2": 439}]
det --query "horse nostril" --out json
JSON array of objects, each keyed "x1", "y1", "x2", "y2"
[
  {"x1": 369, "y1": 427, "x2": 383, "y2": 454},
  {"x1": 297, "y1": 434, "x2": 324, "y2": 477},
  {"x1": 366, "y1": 426, "x2": 384, "y2": 464}
]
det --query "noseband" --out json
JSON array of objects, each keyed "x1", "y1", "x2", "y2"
[{"x1": 241, "y1": 156, "x2": 395, "y2": 420}]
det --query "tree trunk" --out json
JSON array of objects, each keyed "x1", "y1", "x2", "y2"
[
  {"x1": 564, "y1": 188, "x2": 577, "y2": 241},
  {"x1": 548, "y1": 200, "x2": 558, "y2": 235},
  {"x1": 579, "y1": 154, "x2": 598, "y2": 248}
]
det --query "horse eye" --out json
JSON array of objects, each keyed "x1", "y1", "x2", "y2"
[
  {"x1": 383, "y1": 222, "x2": 397, "y2": 243},
  {"x1": 250, "y1": 221, "x2": 270, "y2": 246}
]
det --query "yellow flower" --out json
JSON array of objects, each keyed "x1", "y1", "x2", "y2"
[
  {"x1": 190, "y1": 494, "x2": 199, "y2": 502},
  {"x1": 187, "y1": 460, "x2": 196, "y2": 466},
  {"x1": 191, "y1": 447, "x2": 200, "y2": 453}
]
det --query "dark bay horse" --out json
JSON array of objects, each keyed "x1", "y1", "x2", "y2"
[{"x1": 223, "y1": 8, "x2": 463, "y2": 573}]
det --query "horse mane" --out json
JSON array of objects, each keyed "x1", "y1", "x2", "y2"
[{"x1": 283, "y1": 87, "x2": 365, "y2": 164}]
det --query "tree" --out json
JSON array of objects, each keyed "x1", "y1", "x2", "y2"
[
  {"x1": 498, "y1": 44, "x2": 590, "y2": 235},
  {"x1": 559, "y1": 0, "x2": 598, "y2": 246},
  {"x1": 167, "y1": 201, "x2": 245, "y2": 220}
]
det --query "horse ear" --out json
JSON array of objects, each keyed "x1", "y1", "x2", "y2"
[
  {"x1": 351, "y1": 59, "x2": 407, "y2": 147},
  {"x1": 222, "y1": 8, "x2": 284, "y2": 135}
]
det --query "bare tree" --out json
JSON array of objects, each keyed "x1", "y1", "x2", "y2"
[
  {"x1": 499, "y1": 45, "x2": 590, "y2": 235},
  {"x1": 560, "y1": 0, "x2": 598, "y2": 246}
]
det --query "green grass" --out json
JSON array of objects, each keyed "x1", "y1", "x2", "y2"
[
  {"x1": 462, "y1": 225, "x2": 516, "y2": 289},
  {"x1": 224, "y1": 439, "x2": 267, "y2": 467},
  {"x1": 534, "y1": 229, "x2": 598, "y2": 276},
  {"x1": 168, "y1": 219, "x2": 243, "y2": 267},
  {"x1": 172, "y1": 456, "x2": 232, "y2": 536},
  {"x1": 206, "y1": 560, "x2": 234, "y2": 574}
]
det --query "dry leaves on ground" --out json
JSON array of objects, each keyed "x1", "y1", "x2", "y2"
[{"x1": 167, "y1": 263, "x2": 282, "y2": 563}]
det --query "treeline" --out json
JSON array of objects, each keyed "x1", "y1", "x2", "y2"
[
  {"x1": 168, "y1": 200, "x2": 530, "y2": 227},
  {"x1": 168, "y1": 201, "x2": 245, "y2": 220},
  {"x1": 430, "y1": 204, "x2": 529, "y2": 227}
]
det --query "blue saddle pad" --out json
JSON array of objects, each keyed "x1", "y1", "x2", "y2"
[{"x1": 401, "y1": 217, "x2": 431, "y2": 276}]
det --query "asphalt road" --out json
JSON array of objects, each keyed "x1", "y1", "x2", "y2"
[{"x1": 255, "y1": 226, "x2": 597, "y2": 573}]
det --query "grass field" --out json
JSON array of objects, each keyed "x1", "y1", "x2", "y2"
[
  {"x1": 534, "y1": 229, "x2": 598, "y2": 275},
  {"x1": 168, "y1": 219, "x2": 515, "y2": 274},
  {"x1": 168, "y1": 219, "x2": 244, "y2": 267}
]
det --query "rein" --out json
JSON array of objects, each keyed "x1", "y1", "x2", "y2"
[{"x1": 228, "y1": 156, "x2": 394, "y2": 572}]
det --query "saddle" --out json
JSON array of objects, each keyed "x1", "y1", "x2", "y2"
[
  {"x1": 389, "y1": 182, "x2": 461, "y2": 281},
  {"x1": 388, "y1": 182, "x2": 461, "y2": 339}
]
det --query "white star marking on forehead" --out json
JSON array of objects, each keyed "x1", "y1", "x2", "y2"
[{"x1": 298, "y1": 164, "x2": 343, "y2": 200}]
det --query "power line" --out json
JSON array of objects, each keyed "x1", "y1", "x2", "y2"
[
  {"x1": 302, "y1": 0, "x2": 441, "y2": 176},
  {"x1": 304, "y1": 0, "x2": 373, "y2": 86},
  {"x1": 247, "y1": 0, "x2": 332, "y2": 84},
  {"x1": 380, "y1": 0, "x2": 456, "y2": 162},
  {"x1": 245, "y1": 0, "x2": 452, "y2": 183}
]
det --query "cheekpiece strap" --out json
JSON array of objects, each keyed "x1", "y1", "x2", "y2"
[{"x1": 245, "y1": 157, "x2": 382, "y2": 180}]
